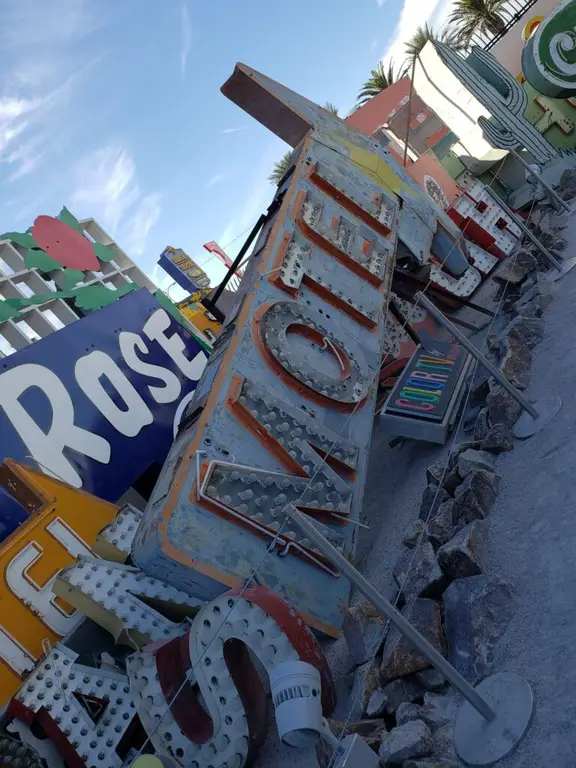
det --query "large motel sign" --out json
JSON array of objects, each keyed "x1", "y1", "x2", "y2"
[{"x1": 132, "y1": 64, "x2": 466, "y2": 637}]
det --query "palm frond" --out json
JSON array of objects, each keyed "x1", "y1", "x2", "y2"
[
  {"x1": 448, "y1": 0, "x2": 507, "y2": 45},
  {"x1": 323, "y1": 101, "x2": 340, "y2": 116},
  {"x1": 405, "y1": 22, "x2": 467, "y2": 60},
  {"x1": 268, "y1": 150, "x2": 292, "y2": 185},
  {"x1": 357, "y1": 59, "x2": 405, "y2": 105}
]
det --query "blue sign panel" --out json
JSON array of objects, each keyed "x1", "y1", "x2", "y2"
[
  {"x1": 0, "y1": 486, "x2": 28, "y2": 539},
  {"x1": 158, "y1": 254, "x2": 197, "y2": 293},
  {"x1": 0, "y1": 289, "x2": 208, "y2": 505},
  {"x1": 158, "y1": 247, "x2": 211, "y2": 294}
]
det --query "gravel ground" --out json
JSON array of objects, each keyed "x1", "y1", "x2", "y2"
[
  {"x1": 256, "y1": 273, "x2": 504, "y2": 766},
  {"x1": 482, "y1": 218, "x2": 576, "y2": 768},
  {"x1": 257, "y1": 207, "x2": 576, "y2": 767}
]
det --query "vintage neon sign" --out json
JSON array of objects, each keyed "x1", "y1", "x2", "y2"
[
  {"x1": 0, "y1": 208, "x2": 143, "y2": 320},
  {"x1": 131, "y1": 63, "x2": 471, "y2": 637},
  {"x1": 389, "y1": 342, "x2": 468, "y2": 419},
  {"x1": 522, "y1": 0, "x2": 576, "y2": 98},
  {"x1": 433, "y1": 41, "x2": 558, "y2": 163},
  {"x1": 0, "y1": 461, "x2": 118, "y2": 709},
  {"x1": 8, "y1": 586, "x2": 335, "y2": 768},
  {"x1": 127, "y1": 586, "x2": 335, "y2": 766},
  {"x1": 0, "y1": 289, "x2": 208, "y2": 501},
  {"x1": 158, "y1": 246, "x2": 211, "y2": 293}
]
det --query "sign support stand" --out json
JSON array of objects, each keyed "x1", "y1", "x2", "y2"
[
  {"x1": 509, "y1": 148, "x2": 570, "y2": 213},
  {"x1": 482, "y1": 186, "x2": 576, "y2": 281},
  {"x1": 284, "y1": 505, "x2": 534, "y2": 766},
  {"x1": 415, "y1": 292, "x2": 562, "y2": 438}
]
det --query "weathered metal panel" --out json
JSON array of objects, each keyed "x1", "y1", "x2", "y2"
[
  {"x1": 132, "y1": 64, "x2": 468, "y2": 637},
  {"x1": 0, "y1": 289, "x2": 208, "y2": 503}
]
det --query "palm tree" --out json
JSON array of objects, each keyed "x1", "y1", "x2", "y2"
[
  {"x1": 268, "y1": 150, "x2": 292, "y2": 185},
  {"x1": 357, "y1": 60, "x2": 406, "y2": 105},
  {"x1": 268, "y1": 104, "x2": 338, "y2": 184},
  {"x1": 448, "y1": 0, "x2": 507, "y2": 47},
  {"x1": 323, "y1": 102, "x2": 340, "y2": 117},
  {"x1": 405, "y1": 23, "x2": 467, "y2": 59}
]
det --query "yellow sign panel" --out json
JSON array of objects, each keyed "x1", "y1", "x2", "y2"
[
  {"x1": 0, "y1": 460, "x2": 118, "y2": 707},
  {"x1": 178, "y1": 299, "x2": 222, "y2": 342}
]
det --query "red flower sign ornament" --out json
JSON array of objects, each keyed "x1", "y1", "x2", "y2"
[
  {"x1": 30, "y1": 215, "x2": 100, "y2": 270},
  {"x1": 1, "y1": 207, "x2": 116, "y2": 274},
  {"x1": 0, "y1": 206, "x2": 139, "y2": 321}
]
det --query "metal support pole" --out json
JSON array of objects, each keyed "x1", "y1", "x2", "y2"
[
  {"x1": 402, "y1": 56, "x2": 417, "y2": 169},
  {"x1": 510, "y1": 148, "x2": 570, "y2": 213},
  {"x1": 284, "y1": 505, "x2": 495, "y2": 721},
  {"x1": 415, "y1": 291, "x2": 562, "y2": 438},
  {"x1": 284, "y1": 507, "x2": 535, "y2": 765},
  {"x1": 416, "y1": 292, "x2": 538, "y2": 418},
  {"x1": 482, "y1": 185, "x2": 563, "y2": 272}
]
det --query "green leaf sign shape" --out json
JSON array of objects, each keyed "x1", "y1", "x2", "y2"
[
  {"x1": 92, "y1": 242, "x2": 116, "y2": 263},
  {"x1": 0, "y1": 303, "x2": 22, "y2": 322},
  {"x1": 57, "y1": 206, "x2": 82, "y2": 231},
  {"x1": 23, "y1": 248, "x2": 62, "y2": 272},
  {"x1": 71, "y1": 282, "x2": 138, "y2": 311},
  {"x1": 0, "y1": 232, "x2": 37, "y2": 249},
  {"x1": 64, "y1": 269, "x2": 85, "y2": 289}
]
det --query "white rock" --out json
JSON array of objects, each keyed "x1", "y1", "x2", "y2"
[{"x1": 378, "y1": 719, "x2": 432, "y2": 764}]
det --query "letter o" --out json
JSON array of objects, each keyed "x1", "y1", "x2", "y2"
[{"x1": 258, "y1": 301, "x2": 370, "y2": 405}]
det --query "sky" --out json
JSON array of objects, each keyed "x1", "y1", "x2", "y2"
[{"x1": 0, "y1": 0, "x2": 457, "y2": 298}]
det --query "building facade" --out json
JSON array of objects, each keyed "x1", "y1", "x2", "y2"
[
  {"x1": 346, "y1": 78, "x2": 457, "y2": 161},
  {"x1": 0, "y1": 213, "x2": 157, "y2": 357}
]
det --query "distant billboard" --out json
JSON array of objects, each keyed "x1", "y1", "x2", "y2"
[
  {"x1": 204, "y1": 240, "x2": 245, "y2": 279},
  {"x1": 158, "y1": 246, "x2": 211, "y2": 293}
]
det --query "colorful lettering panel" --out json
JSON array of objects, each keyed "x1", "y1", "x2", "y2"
[{"x1": 387, "y1": 342, "x2": 468, "y2": 422}]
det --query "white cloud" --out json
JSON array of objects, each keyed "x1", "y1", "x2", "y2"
[
  {"x1": 124, "y1": 193, "x2": 162, "y2": 256},
  {"x1": 180, "y1": 4, "x2": 192, "y2": 77},
  {"x1": 0, "y1": 0, "x2": 98, "y2": 47},
  {"x1": 376, "y1": 0, "x2": 388, "y2": 6},
  {"x1": 206, "y1": 171, "x2": 229, "y2": 189},
  {"x1": 0, "y1": 0, "x2": 101, "y2": 184},
  {"x1": 0, "y1": 96, "x2": 47, "y2": 178},
  {"x1": 220, "y1": 127, "x2": 246, "y2": 135},
  {"x1": 72, "y1": 146, "x2": 139, "y2": 232},
  {"x1": 0, "y1": 97, "x2": 42, "y2": 120},
  {"x1": 382, "y1": 0, "x2": 456, "y2": 67},
  {"x1": 0, "y1": 73, "x2": 86, "y2": 182},
  {"x1": 6, "y1": 137, "x2": 44, "y2": 181},
  {"x1": 71, "y1": 145, "x2": 162, "y2": 257},
  {"x1": 0, "y1": 97, "x2": 41, "y2": 157}
]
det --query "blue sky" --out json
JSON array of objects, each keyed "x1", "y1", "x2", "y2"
[{"x1": 0, "y1": 0, "x2": 454, "y2": 296}]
